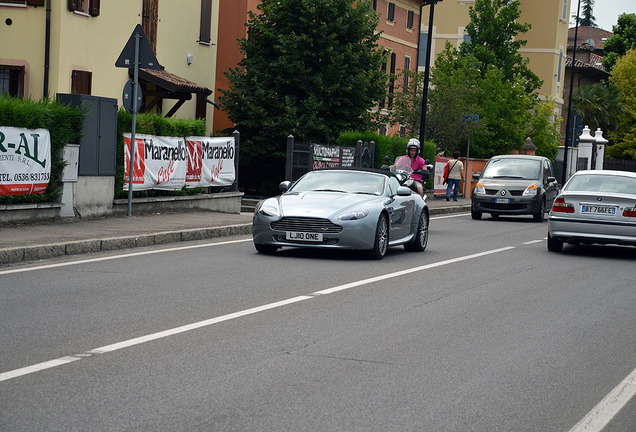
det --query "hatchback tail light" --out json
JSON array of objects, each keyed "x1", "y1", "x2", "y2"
[
  {"x1": 623, "y1": 207, "x2": 636, "y2": 217},
  {"x1": 552, "y1": 197, "x2": 574, "y2": 213}
]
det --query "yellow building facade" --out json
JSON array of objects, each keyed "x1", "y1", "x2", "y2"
[
  {"x1": 0, "y1": 0, "x2": 219, "y2": 134},
  {"x1": 420, "y1": 0, "x2": 571, "y2": 112}
]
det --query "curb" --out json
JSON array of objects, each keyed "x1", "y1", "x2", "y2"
[{"x1": 0, "y1": 206, "x2": 470, "y2": 265}]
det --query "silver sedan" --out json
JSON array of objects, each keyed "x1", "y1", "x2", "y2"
[
  {"x1": 252, "y1": 168, "x2": 429, "y2": 259},
  {"x1": 547, "y1": 170, "x2": 636, "y2": 252}
]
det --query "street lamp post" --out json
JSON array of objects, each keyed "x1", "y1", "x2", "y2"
[
  {"x1": 562, "y1": 0, "x2": 581, "y2": 184},
  {"x1": 418, "y1": 0, "x2": 444, "y2": 152}
]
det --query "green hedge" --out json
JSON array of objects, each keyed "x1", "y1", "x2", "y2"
[
  {"x1": 0, "y1": 95, "x2": 83, "y2": 205},
  {"x1": 115, "y1": 110, "x2": 207, "y2": 198}
]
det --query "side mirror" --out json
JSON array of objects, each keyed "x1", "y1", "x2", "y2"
[
  {"x1": 397, "y1": 186, "x2": 412, "y2": 196},
  {"x1": 547, "y1": 176, "x2": 556, "y2": 184},
  {"x1": 384, "y1": 155, "x2": 391, "y2": 162},
  {"x1": 472, "y1": 173, "x2": 480, "y2": 181},
  {"x1": 279, "y1": 181, "x2": 291, "y2": 191}
]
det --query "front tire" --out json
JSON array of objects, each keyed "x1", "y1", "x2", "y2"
[
  {"x1": 405, "y1": 210, "x2": 429, "y2": 252},
  {"x1": 369, "y1": 213, "x2": 389, "y2": 260},
  {"x1": 533, "y1": 198, "x2": 545, "y2": 222},
  {"x1": 471, "y1": 207, "x2": 482, "y2": 220},
  {"x1": 547, "y1": 233, "x2": 563, "y2": 252}
]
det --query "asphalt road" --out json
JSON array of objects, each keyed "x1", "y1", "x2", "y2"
[{"x1": 1, "y1": 212, "x2": 635, "y2": 431}]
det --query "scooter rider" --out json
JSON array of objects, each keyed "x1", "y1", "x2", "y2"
[{"x1": 404, "y1": 138, "x2": 426, "y2": 198}]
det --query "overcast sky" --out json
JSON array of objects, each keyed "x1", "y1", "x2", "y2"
[{"x1": 570, "y1": 0, "x2": 636, "y2": 31}]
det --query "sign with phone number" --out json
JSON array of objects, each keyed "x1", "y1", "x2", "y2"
[{"x1": 0, "y1": 126, "x2": 51, "y2": 196}]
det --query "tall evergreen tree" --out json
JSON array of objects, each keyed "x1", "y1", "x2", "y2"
[
  {"x1": 219, "y1": 0, "x2": 386, "y2": 194},
  {"x1": 574, "y1": 0, "x2": 596, "y2": 27}
]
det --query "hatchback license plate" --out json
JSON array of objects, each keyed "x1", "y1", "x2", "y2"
[
  {"x1": 581, "y1": 205, "x2": 617, "y2": 215},
  {"x1": 495, "y1": 198, "x2": 510, "y2": 204},
  {"x1": 286, "y1": 231, "x2": 323, "y2": 242}
]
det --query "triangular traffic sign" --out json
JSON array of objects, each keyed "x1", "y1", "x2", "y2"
[{"x1": 115, "y1": 24, "x2": 162, "y2": 70}]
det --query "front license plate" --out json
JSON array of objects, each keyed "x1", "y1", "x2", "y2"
[
  {"x1": 581, "y1": 205, "x2": 617, "y2": 215},
  {"x1": 495, "y1": 198, "x2": 510, "y2": 204},
  {"x1": 286, "y1": 231, "x2": 323, "y2": 242}
]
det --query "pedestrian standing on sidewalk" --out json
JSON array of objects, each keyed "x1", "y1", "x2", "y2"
[{"x1": 445, "y1": 151, "x2": 464, "y2": 201}]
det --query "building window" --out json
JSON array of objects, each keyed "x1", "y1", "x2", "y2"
[
  {"x1": 399, "y1": 125, "x2": 406, "y2": 137},
  {"x1": 71, "y1": 70, "x2": 92, "y2": 95},
  {"x1": 196, "y1": 93, "x2": 207, "y2": 120},
  {"x1": 403, "y1": 56, "x2": 410, "y2": 93},
  {"x1": 372, "y1": 0, "x2": 377, "y2": 11},
  {"x1": 67, "y1": 0, "x2": 100, "y2": 17},
  {"x1": 2, "y1": 0, "x2": 45, "y2": 5},
  {"x1": 562, "y1": 0, "x2": 568, "y2": 21},
  {"x1": 418, "y1": 32, "x2": 428, "y2": 67},
  {"x1": 199, "y1": 0, "x2": 212, "y2": 45},
  {"x1": 557, "y1": 50, "x2": 563, "y2": 83},
  {"x1": 407, "y1": 10, "x2": 414, "y2": 29},
  {"x1": 0, "y1": 66, "x2": 24, "y2": 98},
  {"x1": 387, "y1": 2, "x2": 395, "y2": 22},
  {"x1": 463, "y1": 33, "x2": 471, "y2": 44}
]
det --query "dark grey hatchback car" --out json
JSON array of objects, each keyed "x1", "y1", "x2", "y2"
[{"x1": 471, "y1": 155, "x2": 559, "y2": 222}]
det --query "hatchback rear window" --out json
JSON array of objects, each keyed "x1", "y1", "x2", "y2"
[{"x1": 482, "y1": 158, "x2": 541, "y2": 180}]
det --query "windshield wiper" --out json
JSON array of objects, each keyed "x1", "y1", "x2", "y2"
[{"x1": 312, "y1": 189, "x2": 347, "y2": 193}]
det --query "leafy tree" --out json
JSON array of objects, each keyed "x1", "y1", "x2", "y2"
[
  {"x1": 574, "y1": 0, "x2": 596, "y2": 27},
  {"x1": 607, "y1": 48, "x2": 636, "y2": 159},
  {"x1": 460, "y1": 0, "x2": 542, "y2": 93},
  {"x1": 602, "y1": 13, "x2": 636, "y2": 72},
  {"x1": 218, "y1": 0, "x2": 386, "y2": 194},
  {"x1": 571, "y1": 81, "x2": 623, "y2": 133}
]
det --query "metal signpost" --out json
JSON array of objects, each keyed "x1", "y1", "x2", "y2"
[{"x1": 115, "y1": 24, "x2": 162, "y2": 216}]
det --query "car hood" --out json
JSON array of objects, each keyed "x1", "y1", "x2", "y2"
[
  {"x1": 278, "y1": 192, "x2": 379, "y2": 218},
  {"x1": 479, "y1": 178, "x2": 540, "y2": 189}
]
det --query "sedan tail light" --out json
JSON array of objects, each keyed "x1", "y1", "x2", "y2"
[
  {"x1": 623, "y1": 207, "x2": 636, "y2": 217},
  {"x1": 552, "y1": 197, "x2": 574, "y2": 213}
]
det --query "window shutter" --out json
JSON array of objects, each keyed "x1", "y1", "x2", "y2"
[
  {"x1": 89, "y1": 0, "x2": 100, "y2": 17},
  {"x1": 199, "y1": 0, "x2": 212, "y2": 44},
  {"x1": 26, "y1": 0, "x2": 46, "y2": 6},
  {"x1": 68, "y1": 0, "x2": 78, "y2": 12}
]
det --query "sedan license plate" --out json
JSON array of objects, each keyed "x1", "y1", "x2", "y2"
[
  {"x1": 581, "y1": 205, "x2": 617, "y2": 215},
  {"x1": 286, "y1": 231, "x2": 323, "y2": 242},
  {"x1": 495, "y1": 198, "x2": 510, "y2": 204}
]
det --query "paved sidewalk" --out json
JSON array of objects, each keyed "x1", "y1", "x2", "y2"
[{"x1": 0, "y1": 197, "x2": 470, "y2": 265}]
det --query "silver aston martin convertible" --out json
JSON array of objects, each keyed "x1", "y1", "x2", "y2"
[{"x1": 252, "y1": 168, "x2": 429, "y2": 259}]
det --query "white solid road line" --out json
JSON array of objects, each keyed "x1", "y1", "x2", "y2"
[
  {"x1": 0, "y1": 245, "x2": 514, "y2": 382},
  {"x1": 568, "y1": 367, "x2": 636, "y2": 432}
]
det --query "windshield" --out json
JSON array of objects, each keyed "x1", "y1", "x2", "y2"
[
  {"x1": 289, "y1": 170, "x2": 386, "y2": 196},
  {"x1": 392, "y1": 156, "x2": 414, "y2": 175},
  {"x1": 481, "y1": 158, "x2": 541, "y2": 180},
  {"x1": 566, "y1": 173, "x2": 636, "y2": 194}
]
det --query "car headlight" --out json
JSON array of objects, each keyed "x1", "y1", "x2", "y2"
[
  {"x1": 523, "y1": 184, "x2": 538, "y2": 196},
  {"x1": 474, "y1": 182, "x2": 485, "y2": 195},
  {"x1": 338, "y1": 210, "x2": 369, "y2": 221},
  {"x1": 258, "y1": 203, "x2": 280, "y2": 217}
]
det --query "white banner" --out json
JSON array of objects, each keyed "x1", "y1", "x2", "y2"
[
  {"x1": 124, "y1": 134, "x2": 235, "y2": 191},
  {"x1": 0, "y1": 126, "x2": 51, "y2": 196}
]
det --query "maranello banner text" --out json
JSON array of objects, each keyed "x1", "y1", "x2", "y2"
[
  {"x1": 0, "y1": 126, "x2": 51, "y2": 196},
  {"x1": 123, "y1": 134, "x2": 235, "y2": 191}
]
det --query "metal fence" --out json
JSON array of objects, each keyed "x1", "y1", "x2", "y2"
[
  {"x1": 284, "y1": 135, "x2": 375, "y2": 182},
  {"x1": 603, "y1": 158, "x2": 636, "y2": 173}
]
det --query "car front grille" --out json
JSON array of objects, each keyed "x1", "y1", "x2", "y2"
[
  {"x1": 271, "y1": 217, "x2": 343, "y2": 234},
  {"x1": 484, "y1": 188, "x2": 524, "y2": 196}
]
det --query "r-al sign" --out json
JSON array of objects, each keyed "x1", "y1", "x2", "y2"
[{"x1": 0, "y1": 126, "x2": 51, "y2": 196}]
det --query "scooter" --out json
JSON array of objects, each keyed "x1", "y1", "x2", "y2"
[{"x1": 381, "y1": 155, "x2": 433, "y2": 192}]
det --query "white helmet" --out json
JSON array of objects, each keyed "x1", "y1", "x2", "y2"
[{"x1": 407, "y1": 138, "x2": 420, "y2": 152}]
